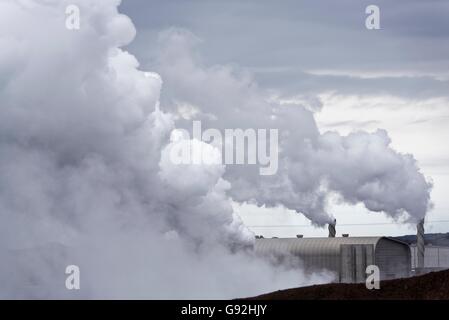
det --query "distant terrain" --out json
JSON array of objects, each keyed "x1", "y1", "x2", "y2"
[
  {"x1": 246, "y1": 269, "x2": 449, "y2": 300},
  {"x1": 393, "y1": 232, "x2": 449, "y2": 246}
]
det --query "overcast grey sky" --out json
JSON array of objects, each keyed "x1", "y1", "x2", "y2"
[
  {"x1": 119, "y1": 0, "x2": 449, "y2": 237},
  {"x1": 121, "y1": 0, "x2": 449, "y2": 95}
]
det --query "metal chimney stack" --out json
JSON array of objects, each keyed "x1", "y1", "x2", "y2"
[
  {"x1": 328, "y1": 219, "x2": 336, "y2": 238},
  {"x1": 417, "y1": 219, "x2": 425, "y2": 269}
]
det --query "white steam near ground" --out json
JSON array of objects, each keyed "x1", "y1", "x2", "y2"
[{"x1": 0, "y1": 0, "x2": 431, "y2": 298}]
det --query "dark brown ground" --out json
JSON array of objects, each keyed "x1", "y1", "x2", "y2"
[{"x1": 247, "y1": 269, "x2": 449, "y2": 300}]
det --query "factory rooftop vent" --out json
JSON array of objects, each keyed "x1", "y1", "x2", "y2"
[{"x1": 328, "y1": 219, "x2": 336, "y2": 238}]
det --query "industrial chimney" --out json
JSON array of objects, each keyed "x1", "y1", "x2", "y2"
[
  {"x1": 417, "y1": 219, "x2": 425, "y2": 269},
  {"x1": 328, "y1": 219, "x2": 336, "y2": 238}
]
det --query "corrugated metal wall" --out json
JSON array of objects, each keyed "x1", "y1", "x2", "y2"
[
  {"x1": 410, "y1": 245, "x2": 449, "y2": 269},
  {"x1": 340, "y1": 244, "x2": 375, "y2": 283},
  {"x1": 376, "y1": 238, "x2": 411, "y2": 280}
]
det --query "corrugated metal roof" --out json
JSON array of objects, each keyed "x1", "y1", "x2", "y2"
[{"x1": 255, "y1": 237, "x2": 405, "y2": 256}]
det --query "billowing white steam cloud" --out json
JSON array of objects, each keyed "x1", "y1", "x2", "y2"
[
  {"x1": 0, "y1": 0, "x2": 432, "y2": 298},
  {"x1": 0, "y1": 0, "x2": 334, "y2": 298},
  {"x1": 154, "y1": 28, "x2": 433, "y2": 225}
]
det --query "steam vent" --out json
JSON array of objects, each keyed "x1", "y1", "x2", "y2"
[
  {"x1": 417, "y1": 219, "x2": 425, "y2": 269},
  {"x1": 328, "y1": 219, "x2": 336, "y2": 238}
]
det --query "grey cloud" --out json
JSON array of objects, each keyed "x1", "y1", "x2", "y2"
[
  {"x1": 323, "y1": 120, "x2": 381, "y2": 129},
  {"x1": 121, "y1": 0, "x2": 449, "y2": 93}
]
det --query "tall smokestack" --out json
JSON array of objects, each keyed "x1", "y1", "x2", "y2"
[
  {"x1": 328, "y1": 219, "x2": 336, "y2": 238},
  {"x1": 417, "y1": 219, "x2": 425, "y2": 269}
]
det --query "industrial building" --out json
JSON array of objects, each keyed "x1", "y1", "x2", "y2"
[
  {"x1": 254, "y1": 219, "x2": 449, "y2": 283},
  {"x1": 255, "y1": 236, "x2": 411, "y2": 283},
  {"x1": 410, "y1": 244, "x2": 449, "y2": 271}
]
